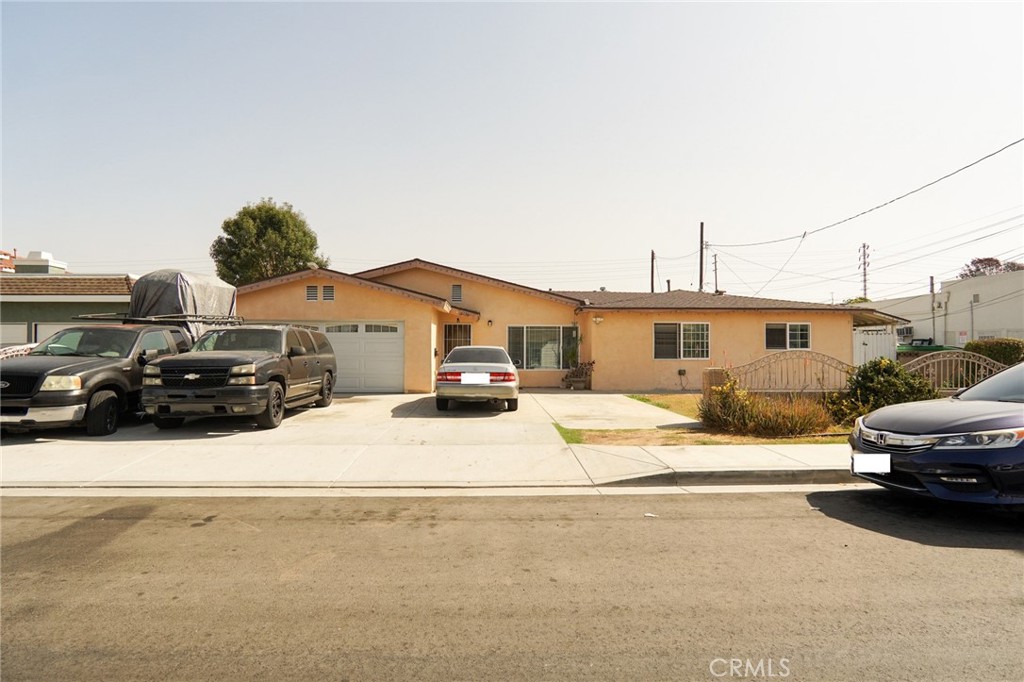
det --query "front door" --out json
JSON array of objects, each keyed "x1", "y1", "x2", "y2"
[{"x1": 443, "y1": 324, "x2": 472, "y2": 358}]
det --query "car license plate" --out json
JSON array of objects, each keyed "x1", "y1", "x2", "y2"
[
  {"x1": 461, "y1": 373, "x2": 489, "y2": 385},
  {"x1": 852, "y1": 453, "x2": 891, "y2": 474}
]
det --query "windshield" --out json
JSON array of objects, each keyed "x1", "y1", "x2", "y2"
[
  {"x1": 30, "y1": 328, "x2": 135, "y2": 358},
  {"x1": 957, "y1": 362, "x2": 1024, "y2": 403},
  {"x1": 444, "y1": 347, "x2": 513, "y2": 365},
  {"x1": 194, "y1": 329, "x2": 282, "y2": 353}
]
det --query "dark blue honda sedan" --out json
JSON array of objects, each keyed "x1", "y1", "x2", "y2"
[{"x1": 850, "y1": 362, "x2": 1024, "y2": 507}]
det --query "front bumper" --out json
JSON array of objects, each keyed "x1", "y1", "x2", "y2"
[
  {"x1": 850, "y1": 438, "x2": 1024, "y2": 506},
  {"x1": 0, "y1": 402, "x2": 87, "y2": 429},
  {"x1": 142, "y1": 385, "x2": 271, "y2": 418}
]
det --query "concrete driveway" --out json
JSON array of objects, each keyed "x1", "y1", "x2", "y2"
[{"x1": 0, "y1": 392, "x2": 698, "y2": 489}]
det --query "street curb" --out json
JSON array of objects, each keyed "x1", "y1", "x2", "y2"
[{"x1": 600, "y1": 469, "x2": 856, "y2": 487}]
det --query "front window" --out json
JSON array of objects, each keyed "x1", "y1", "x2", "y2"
[
  {"x1": 31, "y1": 327, "x2": 135, "y2": 358},
  {"x1": 654, "y1": 323, "x2": 709, "y2": 359},
  {"x1": 766, "y1": 323, "x2": 811, "y2": 350},
  {"x1": 194, "y1": 329, "x2": 283, "y2": 353},
  {"x1": 507, "y1": 326, "x2": 578, "y2": 370}
]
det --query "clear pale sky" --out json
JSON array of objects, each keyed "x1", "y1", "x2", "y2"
[{"x1": 3, "y1": 1, "x2": 1022, "y2": 303}]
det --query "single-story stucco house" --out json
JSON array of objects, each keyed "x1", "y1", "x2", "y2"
[{"x1": 236, "y1": 258, "x2": 903, "y2": 393}]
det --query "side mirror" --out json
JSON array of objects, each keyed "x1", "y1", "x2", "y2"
[
  {"x1": 138, "y1": 349, "x2": 159, "y2": 365},
  {"x1": 289, "y1": 346, "x2": 307, "y2": 357},
  {"x1": 512, "y1": 359, "x2": 522, "y2": 368}
]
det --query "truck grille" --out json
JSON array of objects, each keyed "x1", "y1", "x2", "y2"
[
  {"x1": 0, "y1": 374, "x2": 40, "y2": 397},
  {"x1": 159, "y1": 367, "x2": 231, "y2": 389}
]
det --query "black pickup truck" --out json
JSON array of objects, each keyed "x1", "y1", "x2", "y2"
[
  {"x1": 0, "y1": 324, "x2": 192, "y2": 436},
  {"x1": 141, "y1": 325, "x2": 337, "y2": 429}
]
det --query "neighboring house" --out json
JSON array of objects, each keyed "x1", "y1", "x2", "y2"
[
  {"x1": 0, "y1": 252, "x2": 135, "y2": 346},
  {"x1": 237, "y1": 259, "x2": 903, "y2": 393},
  {"x1": 857, "y1": 270, "x2": 1024, "y2": 347}
]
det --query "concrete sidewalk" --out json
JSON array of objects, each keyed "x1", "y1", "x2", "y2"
[{"x1": 0, "y1": 392, "x2": 856, "y2": 492}]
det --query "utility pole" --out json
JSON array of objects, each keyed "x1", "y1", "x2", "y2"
[
  {"x1": 698, "y1": 222, "x2": 705, "y2": 292},
  {"x1": 858, "y1": 243, "x2": 870, "y2": 299},
  {"x1": 930, "y1": 276, "x2": 936, "y2": 342},
  {"x1": 650, "y1": 250, "x2": 655, "y2": 293},
  {"x1": 713, "y1": 254, "x2": 719, "y2": 293}
]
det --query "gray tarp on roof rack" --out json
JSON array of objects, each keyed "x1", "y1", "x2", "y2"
[{"x1": 127, "y1": 270, "x2": 237, "y2": 341}]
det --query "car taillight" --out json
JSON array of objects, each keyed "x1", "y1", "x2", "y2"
[
  {"x1": 437, "y1": 371, "x2": 461, "y2": 382},
  {"x1": 489, "y1": 372, "x2": 516, "y2": 383}
]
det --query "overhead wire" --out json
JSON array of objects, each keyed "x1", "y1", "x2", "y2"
[{"x1": 710, "y1": 138, "x2": 1024, "y2": 249}]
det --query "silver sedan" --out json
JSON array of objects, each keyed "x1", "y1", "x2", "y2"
[{"x1": 435, "y1": 345, "x2": 520, "y2": 412}]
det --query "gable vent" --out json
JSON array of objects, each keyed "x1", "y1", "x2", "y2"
[{"x1": 451, "y1": 284, "x2": 463, "y2": 303}]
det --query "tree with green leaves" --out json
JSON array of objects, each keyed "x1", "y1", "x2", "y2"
[
  {"x1": 210, "y1": 198, "x2": 330, "y2": 286},
  {"x1": 958, "y1": 257, "x2": 1024, "y2": 279}
]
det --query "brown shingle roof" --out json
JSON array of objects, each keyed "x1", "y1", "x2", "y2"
[
  {"x1": 556, "y1": 289, "x2": 859, "y2": 311},
  {"x1": 0, "y1": 274, "x2": 136, "y2": 296},
  {"x1": 557, "y1": 289, "x2": 907, "y2": 325}
]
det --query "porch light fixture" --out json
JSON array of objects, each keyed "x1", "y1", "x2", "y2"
[
  {"x1": 487, "y1": 320, "x2": 493, "y2": 327},
  {"x1": 594, "y1": 316, "x2": 604, "y2": 324}
]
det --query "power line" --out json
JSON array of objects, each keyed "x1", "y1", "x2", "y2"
[{"x1": 711, "y1": 138, "x2": 1024, "y2": 248}]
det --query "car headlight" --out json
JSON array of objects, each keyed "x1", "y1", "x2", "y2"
[
  {"x1": 142, "y1": 365, "x2": 162, "y2": 386},
  {"x1": 226, "y1": 363, "x2": 256, "y2": 386},
  {"x1": 934, "y1": 429, "x2": 1024, "y2": 450},
  {"x1": 39, "y1": 375, "x2": 83, "y2": 391}
]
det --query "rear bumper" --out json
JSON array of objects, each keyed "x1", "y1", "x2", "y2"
[
  {"x1": 436, "y1": 383, "x2": 519, "y2": 401},
  {"x1": 142, "y1": 385, "x2": 270, "y2": 417}
]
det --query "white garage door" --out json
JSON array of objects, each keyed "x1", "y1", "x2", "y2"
[{"x1": 326, "y1": 322, "x2": 405, "y2": 393}]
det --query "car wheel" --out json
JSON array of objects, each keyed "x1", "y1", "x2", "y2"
[
  {"x1": 436, "y1": 397, "x2": 449, "y2": 411},
  {"x1": 85, "y1": 390, "x2": 119, "y2": 436},
  {"x1": 506, "y1": 398, "x2": 518, "y2": 412},
  {"x1": 152, "y1": 415, "x2": 185, "y2": 429},
  {"x1": 315, "y1": 372, "x2": 334, "y2": 408},
  {"x1": 256, "y1": 382, "x2": 285, "y2": 429}
]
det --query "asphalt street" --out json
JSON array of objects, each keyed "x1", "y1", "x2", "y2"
[{"x1": 2, "y1": 491, "x2": 1021, "y2": 682}]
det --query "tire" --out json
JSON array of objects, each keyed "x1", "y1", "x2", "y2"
[
  {"x1": 152, "y1": 415, "x2": 184, "y2": 429},
  {"x1": 256, "y1": 382, "x2": 285, "y2": 429},
  {"x1": 436, "y1": 397, "x2": 449, "y2": 411},
  {"x1": 85, "y1": 390, "x2": 119, "y2": 436},
  {"x1": 315, "y1": 372, "x2": 334, "y2": 408},
  {"x1": 506, "y1": 398, "x2": 519, "y2": 412}
]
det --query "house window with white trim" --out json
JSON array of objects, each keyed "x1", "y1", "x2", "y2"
[
  {"x1": 507, "y1": 325, "x2": 579, "y2": 370},
  {"x1": 653, "y1": 323, "x2": 709, "y2": 359},
  {"x1": 766, "y1": 323, "x2": 811, "y2": 350}
]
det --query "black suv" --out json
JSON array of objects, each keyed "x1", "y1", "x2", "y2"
[
  {"x1": 0, "y1": 325, "x2": 192, "y2": 436},
  {"x1": 141, "y1": 325, "x2": 337, "y2": 429}
]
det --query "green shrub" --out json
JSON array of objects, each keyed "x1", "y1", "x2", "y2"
[
  {"x1": 826, "y1": 357, "x2": 939, "y2": 426},
  {"x1": 964, "y1": 338, "x2": 1024, "y2": 366},
  {"x1": 698, "y1": 376, "x2": 834, "y2": 437}
]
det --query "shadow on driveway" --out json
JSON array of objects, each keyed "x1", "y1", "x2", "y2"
[
  {"x1": 391, "y1": 396, "x2": 511, "y2": 420},
  {"x1": 807, "y1": 488, "x2": 1024, "y2": 552}
]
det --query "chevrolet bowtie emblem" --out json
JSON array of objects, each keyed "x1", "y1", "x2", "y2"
[
  {"x1": 183, "y1": 373, "x2": 201, "y2": 381},
  {"x1": 0, "y1": 381, "x2": 9, "y2": 389}
]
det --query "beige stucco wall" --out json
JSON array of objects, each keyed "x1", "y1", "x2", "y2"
[
  {"x1": 370, "y1": 268, "x2": 579, "y2": 388},
  {"x1": 579, "y1": 309, "x2": 855, "y2": 392},
  {"x1": 237, "y1": 274, "x2": 443, "y2": 393},
  {"x1": 238, "y1": 268, "x2": 858, "y2": 394}
]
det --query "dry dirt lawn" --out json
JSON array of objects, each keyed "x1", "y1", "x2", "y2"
[{"x1": 578, "y1": 394, "x2": 848, "y2": 446}]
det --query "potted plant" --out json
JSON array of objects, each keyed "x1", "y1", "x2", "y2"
[{"x1": 562, "y1": 360, "x2": 595, "y2": 390}]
